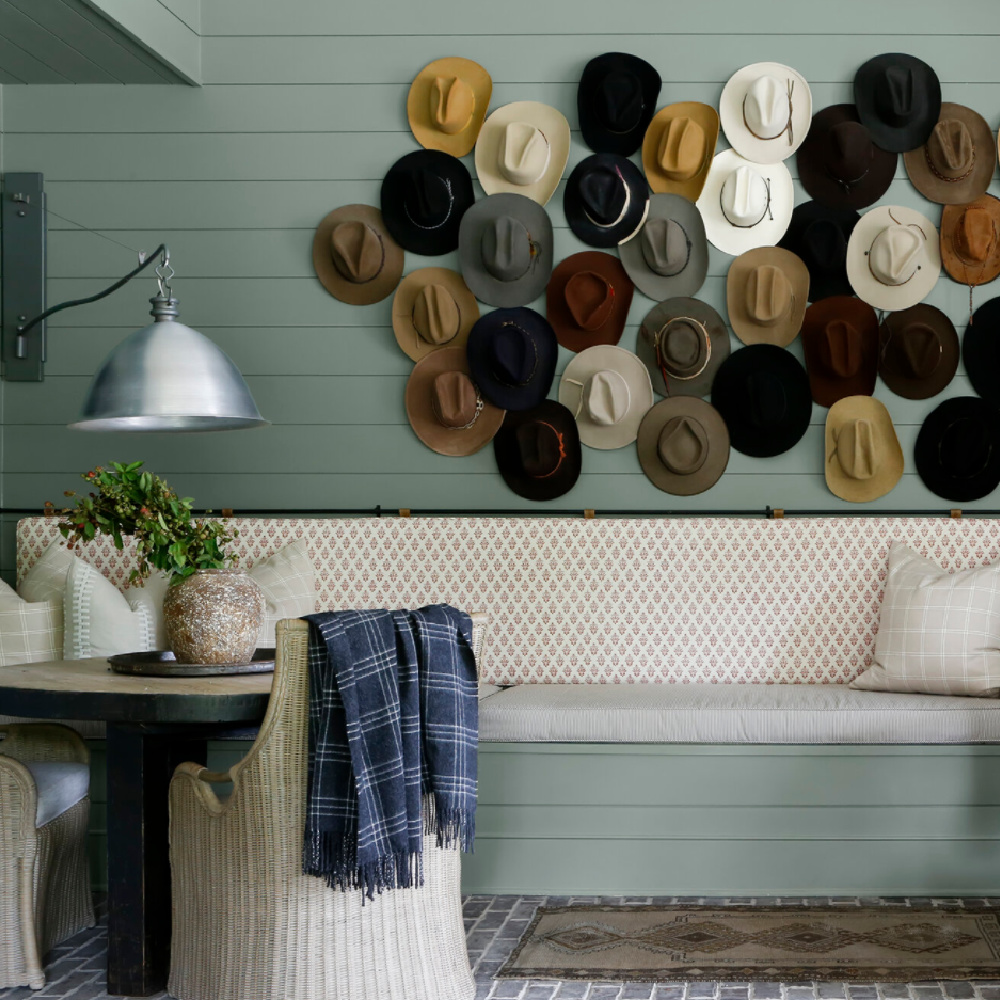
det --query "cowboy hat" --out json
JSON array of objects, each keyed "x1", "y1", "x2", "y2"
[
  {"x1": 711, "y1": 345, "x2": 812, "y2": 458},
  {"x1": 619, "y1": 193, "x2": 709, "y2": 301},
  {"x1": 777, "y1": 201, "x2": 860, "y2": 302},
  {"x1": 915, "y1": 396, "x2": 1000, "y2": 502},
  {"x1": 637, "y1": 397, "x2": 730, "y2": 496},
  {"x1": 564, "y1": 153, "x2": 650, "y2": 248},
  {"x1": 493, "y1": 399, "x2": 582, "y2": 501},
  {"x1": 854, "y1": 52, "x2": 942, "y2": 153},
  {"x1": 558, "y1": 345, "x2": 653, "y2": 450},
  {"x1": 474, "y1": 101, "x2": 570, "y2": 206},
  {"x1": 407, "y1": 57, "x2": 492, "y2": 158},
  {"x1": 635, "y1": 297, "x2": 730, "y2": 398},
  {"x1": 719, "y1": 62, "x2": 812, "y2": 164},
  {"x1": 696, "y1": 149, "x2": 794, "y2": 257},
  {"x1": 801, "y1": 296, "x2": 879, "y2": 408},
  {"x1": 392, "y1": 267, "x2": 479, "y2": 362},
  {"x1": 466, "y1": 306, "x2": 557, "y2": 412},
  {"x1": 577, "y1": 52, "x2": 661, "y2": 157},
  {"x1": 405, "y1": 347, "x2": 505, "y2": 457},
  {"x1": 940, "y1": 194, "x2": 1000, "y2": 288},
  {"x1": 962, "y1": 297, "x2": 1000, "y2": 407},
  {"x1": 846, "y1": 205, "x2": 940, "y2": 312},
  {"x1": 904, "y1": 103, "x2": 996, "y2": 205},
  {"x1": 825, "y1": 396, "x2": 903, "y2": 503},
  {"x1": 796, "y1": 105, "x2": 897, "y2": 210},
  {"x1": 878, "y1": 303, "x2": 958, "y2": 401},
  {"x1": 457, "y1": 192, "x2": 554, "y2": 308},
  {"x1": 380, "y1": 149, "x2": 475, "y2": 256},
  {"x1": 546, "y1": 251, "x2": 634, "y2": 353},
  {"x1": 641, "y1": 102, "x2": 720, "y2": 202},
  {"x1": 312, "y1": 204, "x2": 403, "y2": 305},
  {"x1": 727, "y1": 247, "x2": 809, "y2": 348}
]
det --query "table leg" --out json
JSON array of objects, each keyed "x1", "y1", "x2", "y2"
[{"x1": 105, "y1": 725, "x2": 206, "y2": 997}]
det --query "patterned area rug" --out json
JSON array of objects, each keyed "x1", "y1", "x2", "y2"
[{"x1": 497, "y1": 906, "x2": 1000, "y2": 982}]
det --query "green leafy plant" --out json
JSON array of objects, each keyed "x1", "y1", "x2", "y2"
[{"x1": 51, "y1": 461, "x2": 238, "y2": 586}]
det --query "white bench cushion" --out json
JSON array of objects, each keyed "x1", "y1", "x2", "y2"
[
  {"x1": 478, "y1": 683, "x2": 1000, "y2": 744},
  {"x1": 23, "y1": 761, "x2": 89, "y2": 827}
]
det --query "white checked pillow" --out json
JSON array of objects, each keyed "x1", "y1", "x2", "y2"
[
  {"x1": 851, "y1": 542, "x2": 1000, "y2": 697},
  {"x1": 0, "y1": 574, "x2": 62, "y2": 666}
]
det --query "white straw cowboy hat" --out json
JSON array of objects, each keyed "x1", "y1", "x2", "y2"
[
  {"x1": 846, "y1": 205, "x2": 941, "y2": 312},
  {"x1": 720, "y1": 62, "x2": 812, "y2": 164},
  {"x1": 696, "y1": 149, "x2": 794, "y2": 256},
  {"x1": 407, "y1": 57, "x2": 492, "y2": 158},
  {"x1": 558, "y1": 345, "x2": 654, "y2": 450},
  {"x1": 825, "y1": 395, "x2": 903, "y2": 503},
  {"x1": 475, "y1": 101, "x2": 570, "y2": 207}
]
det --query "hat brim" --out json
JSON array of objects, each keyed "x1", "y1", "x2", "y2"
[
  {"x1": 878, "y1": 303, "x2": 959, "y2": 400},
  {"x1": 719, "y1": 62, "x2": 812, "y2": 164},
  {"x1": 915, "y1": 397, "x2": 1000, "y2": 502},
  {"x1": 963, "y1": 298, "x2": 1000, "y2": 406},
  {"x1": 635, "y1": 296, "x2": 731, "y2": 398},
  {"x1": 558, "y1": 345, "x2": 654, "y2": 450},
  {"x1": 641, "y1": 102, "x2": 720, "y2": 202},
  {"x1": 940, "y1": 194, "x2": 1000, "y2": 287},
  {"x1": 577, "y1": 53, "x2": 661, "y2": 157},
  {"x1": 777, "y1": 200, "x2": 860, "y2": 302},
  {"x1": 824, "y1": 396, "x2": 903, "y2": 502},
  {"x1": 405, "y1": 347, "x2": 506, "y2": 457},
  {"x1": 801, "y1": 296, "x2": 880, "y2": 408},
  {"x1": 565, "y1": 154, "x2": 650, "y2": 248},
  {"x1": 546, "y1": 251, "x2": 634, "y2": 353},
  {"x1": 619, "y1": 194, "x2": 709, "y2": 301},
  {"x1": 407, "y1": 57, "x2": 492, "y2": 158},
  {"x1": 312, "y1": 204, "x2": 404, "y2": 305},
  {"x1": 458, "y1": 192, "x2": 554, "y2": 308},
  {"x1": 637, "y1": 397, "x2": 730, "y2": 495},
  {"x1": 846, "y1": 205, "x2": 941, "y2": 311},
  {"x1": 696, "y1": 150, "x2": 795, "y2": 256},
  {"x1": 475, "y1": 101, "x2": 570, "y2": 207},
  {"x1": 392, "y1": 267, "x2": 480, "y2": 362},
  {"x1": 854, "y1": 53, "x2": 942, "y2": 153},
  {"x1": 796, "y1": 105, "x2": 897, "y2": 210},
  {"x1": 727, "y1": 247, "x2": 810, "y2": 347},
  {"x1": 493, "y1": 399, "x2": 582, "y2": 501}
]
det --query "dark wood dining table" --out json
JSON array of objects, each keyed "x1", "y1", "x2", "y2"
[{"x1": 0, "y1": 657, "x2": 272, "y2": 997}]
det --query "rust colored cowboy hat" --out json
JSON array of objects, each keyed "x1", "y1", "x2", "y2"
[
  {"x1": 727, "y1": 246, "x2": 809, "y2": 348},
  {"x1": 546, "y1": 251, "x2": 634, "y2": 354},
  {"x1": 407, "y1": 57, "x2": 492, "y2": 158},
  {"x1": 405, "y1": 346, "x2": 505, "y2": 457},
  {"x1": 392, "y1": 267, "x2": 479, "y2": 363},
  {"x1": 878, "y1": 303, "x2": 958, "y2": 401},
  {"x1": 940, "y1": 194, "x2": 1000, "y2": 291},
  {"x1": 312, "y1": 204, "x2": 404, "y2": 306},
  {"x1": 641, "y1": 101, "x2": 720, "y2": 202},
  {"x1": 801, "y1": 295, "x2": 879, "y2": 408},
  {"x1": 825, "y1": 396, "x2": 903, "y2": 503}
]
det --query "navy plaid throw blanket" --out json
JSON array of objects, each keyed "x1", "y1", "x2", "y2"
[{"x1": 302, "y1": 605, "x2": 478, "y2": 898}]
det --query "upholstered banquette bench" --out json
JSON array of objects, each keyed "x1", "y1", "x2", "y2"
[{"x1": 13, "y1": 515, "x2": 1000, "y2": 897}]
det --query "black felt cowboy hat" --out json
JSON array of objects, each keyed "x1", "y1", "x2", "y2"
[
  {"x1": 853, "y1": 53, "x2": 942, "y2": 154},
  {"x1": 577, "y1": 52, "x2": 661, "y2": 157},
  {"x1": 962, "y1": 297, "x2": 1000, "y2": 407},
  {"x1": 915, "y1": 396, "x2": 1000, "y2": 502},
  {"x1": 493, "y1": 399, "x2": 582, "y2": 501},
  {"x1": 564, "y1": 153, "x2": 650, "y2": 249},
  {"x1": 380, "y1": 149, "x2": 475, "y2": 256},
  {"x1": 711, "y1": 344, "x2": 813, "y2": 458},
  {"x1": 777, "y1": 201, "x2": 860, "y2": 303}
]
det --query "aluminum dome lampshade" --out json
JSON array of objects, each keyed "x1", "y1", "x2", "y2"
[{"x1": 70, "y1": 295, "x2": 268, "y2": 432}]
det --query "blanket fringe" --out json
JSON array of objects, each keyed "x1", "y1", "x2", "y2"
[
  {"x1": 424, "y1": 795, "x2": 477, "y2": 854},
  {"x1": 303, "y1": 828, "x2": 424, "y2": 902}
]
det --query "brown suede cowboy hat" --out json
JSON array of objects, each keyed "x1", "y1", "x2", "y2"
[
  {"x1": 407, "y1": 57, "x2": 492, "y2": 158},
  {"x1": 940, "y1": 194, "x2": 1000, "y2": 289},
  {"x1": 801, "y1": 296, "x2": 879, "y2": 408},
  {"x1": 878, "y1": 303, "x2": 959, "y2": 401},
  {"x1": 313, "y1": 204, "x2": 404, "y2": 305},
  {"x1": 392, "y1": 267, "x2": 479, "y2": 362},
  {"x1": 641, "y1": 101, "x2": 720, "y2": 202},
  {"x1": 727, "y1": 247, "x2": 809, "y2": 348},
  {"x1": 825, "y1": 396, "x2": 903, "y2": 503},
  {"x1": 546, "y1": 251, "x2": 634, "y2": 354}
]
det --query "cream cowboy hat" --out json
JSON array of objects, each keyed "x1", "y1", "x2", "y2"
[
  {"x1": 558, "y1": 345, "x2": 654, "y2": 450},
  {"x1": 474, "y1": 101, "x2": 570, "y2": 207},
  {"x1": 407, "y1": 57, "x2": 492, "y2": 158},
  {"x1": 720, "y1": 62, "x2": 812, "y2": 164},
  {"x1": 825, "y1": 395, "x2": 903, "y2": 503},
  {"x1": 846, "y1": 205, "x2": 941, "y2": 312},
  {"x1": 696, "y1": 149, "x2": 794, "y2": 257}
]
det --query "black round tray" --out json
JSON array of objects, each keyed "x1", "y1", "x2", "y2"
[{"x1": 107, "y1": 649, "x2": 276, "y2": 677}]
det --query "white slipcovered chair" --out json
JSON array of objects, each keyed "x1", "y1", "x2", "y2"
[
  {"x1": 168, "y1": 617, "x2": 477, "y2": 1000},
  {"x1": 0, "y1": 723, "x2": 95, "y2": 990}
]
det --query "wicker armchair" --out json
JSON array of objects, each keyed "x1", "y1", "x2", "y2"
[
  {"x1": 0, "y1": 724, "x2": 95, "y2": 990},
  {"x1": 168, "y1": 618, "x2": 477, "y2": 1000}
]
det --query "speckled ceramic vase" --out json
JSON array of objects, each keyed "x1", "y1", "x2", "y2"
[{"x1": 162, "y1": 569, "x2": 265, "y2": 664}]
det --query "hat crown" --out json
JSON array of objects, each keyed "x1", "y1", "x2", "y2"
[
  {"x1": 803, "y1": 218, "x2": 847, "y2": 271},
  {"x1": 481, "y1": 216, "x2": 532, "y2": 283},
  {"x1": 927, "y1": 118, "x2": 973, "y2": 178},
  {"x1": 743, "y1": 75, "x2": 791, "y2": 141},
  {"x1": 827, "y1": 121, "x2": 874, "y2": 184},
  {"x1": 869, "y1": 223, "x2": 923, "y2": 286},
  {"x1": 403, "y1": 168, "x2": 453, "y2": 229},
  {"x1": 898, "y1": 322, "x2": 942, "y2": 379},
  {"x1": 745, "y1": 264, "x2": 792, "y2": 326},
  {"x1": 565, "y1": 270, "x2": 616, "y2": 332},
  {"x1": 579, "y1": 164, "x2": 628, "y2": 227},
  {"x1": 956, "y1": 206, "x2": 996, "y2": 263},
  {"x1": 412, "y1": 283, "x2": 461, "y2": 346},
  {"x1": 641, "y1": 218, "x2": 689, "y2": 276},
  {"x1": 597, "y1": 69, "x2": 644, "y2": 133},
  {"x1": 498, "y1": 121, "x2": 551, "y2": 186},
  {"x1": 584, "y1": 369, "x2": 630, "y2": 426},
  {"x1": 835, "y1": 418, "x2": 876, "y2": 481},
  {"x1": 874, "y1": 64, "x2": 916, "y2": 126},
  {"x1": 940, "y1": 416, "x2": 992, "y2": 479},
  {"x1": 658, "y1": 415, "x2": 709, "y2": 475},
  {"x1": 516, "y1": 420, "x2": 564, "y2": 478},
  {"x1": 330, "y1": 220, "x2": 384, "y2": 284},
  {"x1": 657, "y1": 116, "x2": 707, "y2": 180},
  {"x1": 491, "y1": 323, "x2": 537, "y2": 386},
  {"x1": 746, "y1": 370, "x2": 787, "y2": 428},
  {"x1": 429, "y1": 75, "x2": 476, "y2": 135},
  {"x1": 822, "y1": 319, "x2": 863, "y2": 378},
  {"x1": 721, "y1": 165, "x2": 769, "y2": 228},
  {"x1": 659, "y1": 319, "x2": 707, "y2": 378},
  {"x1": 431, "y1": 370, "x2": 478, "y2": 428}
]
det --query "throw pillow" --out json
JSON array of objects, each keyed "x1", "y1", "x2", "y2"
[
  {"x1": 249, "y1": 538, "x2": 317, "y2": 646},
  {"x1": 19, "y1": 541, "x2": 74, "y2": 604},
  {"x1": 851, "y1": 542, "x2": 1000, "y2": 697},
  {"x1": 0, "y1": 595, "x2": 63, "y2": 665}
]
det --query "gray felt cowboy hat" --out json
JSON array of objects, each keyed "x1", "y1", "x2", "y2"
[{"x1": 637, "y1": 396, "x2": 730, "y2": 495}]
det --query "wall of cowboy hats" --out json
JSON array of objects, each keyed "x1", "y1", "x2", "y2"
[{"x1": 0, "y1": 0, "x2": 999, "y2": 551}]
